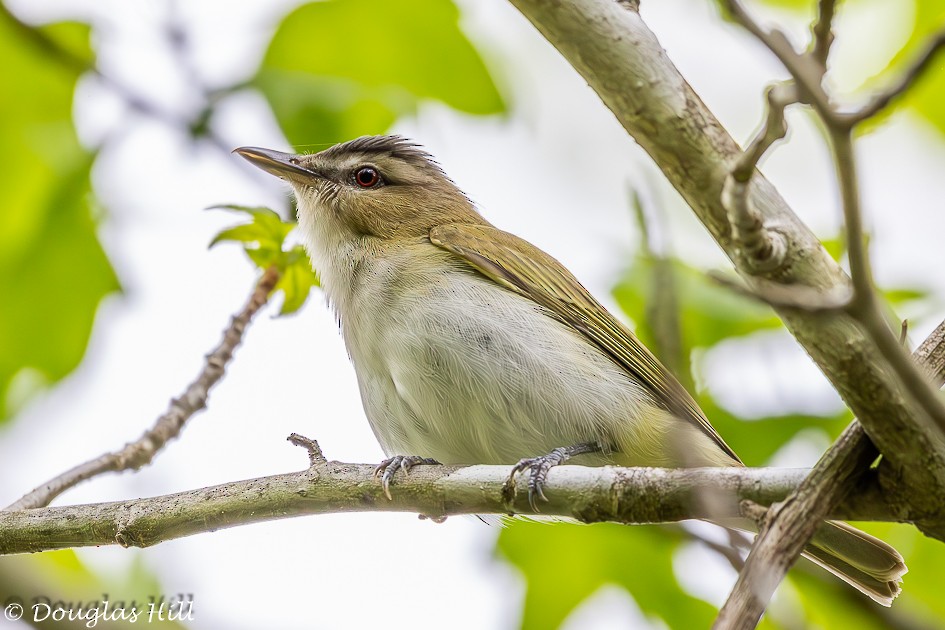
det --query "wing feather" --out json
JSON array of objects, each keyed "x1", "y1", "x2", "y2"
[{"x1": 429, "y1": 222, "x2": 741, "y2": 464}]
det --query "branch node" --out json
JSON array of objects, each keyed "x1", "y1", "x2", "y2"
[
  {"x1": 288, "y1": 433, "x2": 327, "y2": 467},
  {"x1": 722, "y1": 177, "x2": 788, "y2": 273},
  {"x1": 739, "y1": 499, "x2": 768, "y2": 526}
]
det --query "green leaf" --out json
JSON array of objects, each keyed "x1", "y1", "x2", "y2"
[
  {"x1": 820, "y1": 234, "x2": 846, "y2": 262},
  {"x1": 209, "y1": 223, "x2": 274, "y2": 249},
  {"x1": 613, "y1": 255, "x2": 783, "y2": 354},
  {"x1": 0, "y1": 15, "x2": 119, "y2": 421},
  {"x1": 858, "y1": 0, "x2": 945, "y2": 134},
  {"x1": 255, "y1": 0, "x2": 504, "y2": 145},
  {"x1": 275, "y1": 250, "x2": 320, "y2": 315},
  {"x1": 498, "y1": 522, "x2": 716, "y2": 629},
  {"x1": 210, "y1": 206, "x2": 320, "y2": 315},
  {"x1": 697, "y1": 396, "x2": 851, "y2": 466},
  {"x1": 882, "y1": 287, "x2": 928, "y2": 305},
  {"x1": 255, "y1": 73, "x2": 402, "y2": 146}
]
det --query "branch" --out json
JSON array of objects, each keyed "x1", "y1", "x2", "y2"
[
  {"x1": 0, "y1": 459, "x2": 904, "y2": 556},
  {"x1": 722, "y1": 0, "x2": 945, "y2": 442},
  {"x1": 715, "y1": 317, "x2": 945, "y2": 628},
  {"x1": 0, "y1": 3, "x2": 236, "y2": 157},
  {"x1": 722, "y1": 83, "x2": 795, "y2": 272},
  {"x1": 4, "y1": 266, "x2": 280, "y2": 511},
  {"x1": 708, "y1": 271, "x2": 851, "y2": 312},
  {"x1": 829, "y1": 128, "x2": 945, "y2": 435},
  {"x1": 842, "y1": 28, "x2": 945, "y2": 127},
  {"x1": 631, "y1": 190, "x2": 686, "y2": 379},
  {"x1": 721, "y1": 0, "x2": 832, "y2": 115},
  {"x1": 508, "y1": 0, "x2": 945, "y2": 519},
  {"x1": 809, "y1": 0, "x2": 838, "y2": 68}
]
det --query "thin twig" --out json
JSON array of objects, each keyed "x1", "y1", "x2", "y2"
[
  {"x1": 841, "y1": 28, "x2": 945, "y2": 127},
  {"x1": 287, "y1": 433, "x2": 327, "y2": 467},
  {"x1": 631, "y1": 189, "x2": 686, "y2": 379},
  {"x1": 715, "y1": 318, "x2": 945, "y2": 629},
  {"x1": 732, "y1": 83, "x2": 797, "y2": 183},
  {"x1": 723, "y1": 83, "x2": 797, "y2": 272},
  {"x1": 809, "y1": 0, "x2": 838, "y2": 68},
  {"x1": 708, "y1": 271, "x2": 851, "y2": 312},
  {"x1": 829, "y1": 127, "x2": 945, "y2": 436},
  {"x1": 0, "y1": 3, "x2": 235, "y2": 157},
  {"x1": 684, "y1": 525, "x2": 748, "y2": 574},
  {"x1": 4, "y1": 266, "x2": 280, "y2": 511},
  {"x1": 722, "y1": 0, "x2": 832, "y2": 115}
]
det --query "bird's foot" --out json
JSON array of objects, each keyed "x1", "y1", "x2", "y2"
[
  {"x1": 374, "y1": 455, "x2": 440, "y2": 500},
  {"x1": 503, "y1": 442, "x2": 601, "y2": 511}
]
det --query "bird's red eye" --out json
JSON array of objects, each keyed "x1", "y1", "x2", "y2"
[{"x1": 354, "y1": 167, "x2": 381, "y2": 188}]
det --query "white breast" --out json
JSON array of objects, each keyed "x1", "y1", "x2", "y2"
[{"x1": 321, "y1": 243, "x2": 727, "y2": 468}]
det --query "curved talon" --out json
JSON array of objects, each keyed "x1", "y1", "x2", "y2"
[
  {"x1": 505, "y1": 446, "x2": 583, "y2": 512},
  {"x1": 373, "y1": 455, "x2": 439, "y2": 500}
]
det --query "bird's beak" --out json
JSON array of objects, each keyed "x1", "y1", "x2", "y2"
[{"x1": 233, "y1": 146, "x2": 318, "y2": 180}]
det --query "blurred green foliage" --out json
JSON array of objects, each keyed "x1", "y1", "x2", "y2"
[
  {"x1": 499, "y1": 522, "x2": 717, "y2": 629},
  {"x1": 0, "y1": 550, "x2": 188, "y2": 629},
  {"x1": 870, "y1": 0, "x2": 945, "y2": 134},
  {"x1": 255, "y1": 0, "x2": 504, "y2": 146},
  {"x1": 0, "y1": 13, "x2": 119, "y2": 423},
  {"x1": 4, "y1": 0, "x2": 945, "y2": 628},
  {"x1": 209, "y1": 205, "x2": 320, "y2": 315},
  {"x1": 734, "y1": 0, "x2": 945, "y2": 133}
]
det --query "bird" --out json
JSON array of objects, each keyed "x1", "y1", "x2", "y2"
[{"x1": 235, "y1": 135, "x2": 906, "y2": 605}]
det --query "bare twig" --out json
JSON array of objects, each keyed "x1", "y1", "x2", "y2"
[
  {"x1": 841, "y1": 28, "x2": 945, "y2": 127},
  {"x1": 0, "y1": 461, "x2": 905, "y2": 556},
  {"x1": 732, "y1": 83, "x2": 797, "y2": 183},
  {"x1": 716, "y1": 424, "x2": 878, "y2": 629},
  {"x1": 288, "y1": 433, "x2": 327, "y2": 467},
  {"x1": 809, "y1": 0, "x2": 838, "y2": 68},
  {"x1": 708, "y1": 271, "x2": 851, "y2": 312},
  {"x1": 683, "y1": 525, "x2": 749, "y2": 574},
  {"x1": 509, "y1": 0, "x2": 945, "y2": 532},
  {"x1": 631, "y1": 189, "x2": 686, "y2": 379},
  {"x1": 4, "y1": 266, "x2": 280, "y2": 511},
  {"x1": 722, "y1": 0, "x2": 832, "y2": 114},
  {"x1": 715, "y1": 318, "x2": 945, "y2": 629},
  {"x1": 829, "y1": 127, "x2": 945, "y2": 436},
  {"x1": 722, "y1": 83, "x2": 797, "y2": 272}
]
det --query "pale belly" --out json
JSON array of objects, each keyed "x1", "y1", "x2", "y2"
[{"x1": 338, "y1": 264, "x2": 730, "y2": 468}]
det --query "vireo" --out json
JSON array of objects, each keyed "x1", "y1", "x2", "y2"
[{"x1": 236, "y1": 135, "x2": 905, "y2": 605}]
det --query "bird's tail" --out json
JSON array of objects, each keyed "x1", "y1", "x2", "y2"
[{"x1": 801, "y1": 520, "x2": 907, "y2": 606}]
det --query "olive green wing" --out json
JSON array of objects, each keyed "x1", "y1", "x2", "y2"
[{"x1": 429, "y1": 222, "x2": 741, "y2": 464}]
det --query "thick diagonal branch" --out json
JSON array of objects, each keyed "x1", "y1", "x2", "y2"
[
  {"x1": 507, "y1": 0, "x2": 945, "y2": 527},
  {"x1": 715, "y1": 319, "x2": 945, "y2": 628}
]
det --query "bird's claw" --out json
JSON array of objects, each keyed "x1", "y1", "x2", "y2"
[
  {"x1": 373, "y1": 455, "x2": 439, "y2": 500},
  {"x1": 504, "y1": 447, "x2": 571, "y2": 512}
]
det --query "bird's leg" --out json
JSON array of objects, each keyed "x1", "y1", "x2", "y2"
[
  {"x1": 504, "y1": 442, "x2": 601, "y2": 511},
  {"x1": 373, "y1": 455, "x2": 440, "y2": 500}
]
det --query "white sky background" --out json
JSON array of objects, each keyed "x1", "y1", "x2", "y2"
[{"x1": 2, "y1": 0, "x2": 944, "y2": 628}]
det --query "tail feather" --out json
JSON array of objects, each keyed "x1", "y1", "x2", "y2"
[{"x1": 802, "y1": 521, "x2": 907, "y2": 606}]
